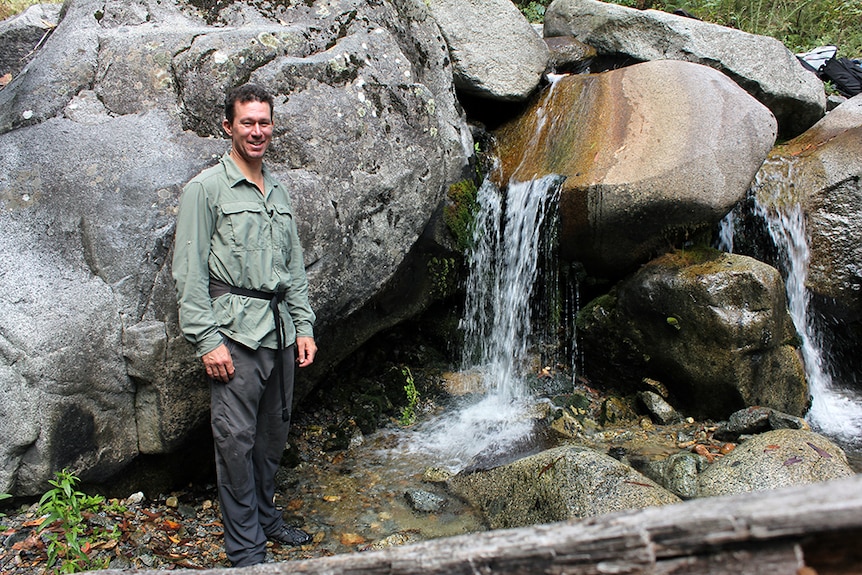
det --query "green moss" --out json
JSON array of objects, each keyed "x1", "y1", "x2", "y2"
[
  {"x1": 658, "y1": 245, "x2": 722, "y2": 269},
  {"x1": 576, "y1": 292, "x2": 617, "y2": 331},
  {"x1": 443, "y1": 179, "x2": 479, "y2": 253}
]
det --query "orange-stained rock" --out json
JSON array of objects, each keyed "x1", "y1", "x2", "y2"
[{"x1": 492, "y1": 59, "x2": 777, "y2": 279}]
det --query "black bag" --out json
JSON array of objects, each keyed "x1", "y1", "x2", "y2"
[
  {"x1": 819, "y1": 57, "x2": 862, "y2": 97},
  {"x1": 796, "y1": 46, "x2": 837, "y2": 73}
]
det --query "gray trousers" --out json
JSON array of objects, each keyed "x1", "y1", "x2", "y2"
[{"x1": 210, "y1": 339, "x2": 295, "y2": 567}]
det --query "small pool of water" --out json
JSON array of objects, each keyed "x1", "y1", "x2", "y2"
[{"x1": 276, "y1": 426, "x2": 486, "y2": 556}]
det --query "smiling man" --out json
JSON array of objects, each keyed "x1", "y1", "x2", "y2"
[{"x1": 172, "y1": 83, "x2": 316, "y2": 567}]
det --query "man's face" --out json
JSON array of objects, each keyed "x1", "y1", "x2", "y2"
[{"x1": 222, "y1": 100, "x2": 273, "y2": 163}]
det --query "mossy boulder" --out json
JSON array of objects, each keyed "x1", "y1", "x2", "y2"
[{"x1": 577, "y1": 248, "x2": 808, "y2": 420}]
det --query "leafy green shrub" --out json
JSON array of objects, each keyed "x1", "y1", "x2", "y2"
[
  {"x1": 520, "y1": 0, "x2": 547, "y2": 22},
  {"x1": 37, "y1": 469, "x2": 116, "y2": 574},
  {"x1": 679, "y1": 0, "x2": 862, "y2": 54}
]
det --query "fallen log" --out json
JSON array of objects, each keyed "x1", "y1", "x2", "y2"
[{"x1": 92, "y1": 474, "x2": 862, "y2": 575}]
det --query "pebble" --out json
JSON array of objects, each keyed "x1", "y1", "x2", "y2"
[
  {"x1": 638, "y1": 391, "x2": 683, "y2": 425},
  {"x1": 422, "y1": 467, "x2": 452, "y2": 483},
  {"x1": 404, "y1": 489, "x2": 447, "y2": 513}
]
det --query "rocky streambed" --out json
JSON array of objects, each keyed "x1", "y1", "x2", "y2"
[{"x1": 2, "y1": 373, "x2": 857, "y2": 574}]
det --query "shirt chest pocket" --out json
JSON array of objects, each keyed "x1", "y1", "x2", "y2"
[
  {"x1": 220, "y1": 201, "x2": 269, "y2": 252},
  {"x1": 271, "y1": 204, "x2": 294, "y2": 254}
]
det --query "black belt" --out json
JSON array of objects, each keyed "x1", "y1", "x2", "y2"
[{"x1": 209, "y1": 278, "x2": 291, "y2": 422}]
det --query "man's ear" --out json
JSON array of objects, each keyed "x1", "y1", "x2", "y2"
[{"x1": 222, "y1": 118, "x2": 232, "y2": 136}]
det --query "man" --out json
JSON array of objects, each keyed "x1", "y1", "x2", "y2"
[{"x1": 172, "y1": 83, "x2": 316, "y2": 567}]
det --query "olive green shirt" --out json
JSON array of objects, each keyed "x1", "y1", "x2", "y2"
[{"x1": 172, "y1": 152, "x2": 315, "y2": 357}]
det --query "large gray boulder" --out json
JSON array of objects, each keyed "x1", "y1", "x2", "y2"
[
  {"x1": 492, "y1": 59, "x2": 776, "y2": 279},
  {"x1": 577, "y1": 249, "x2": 809, "y2": 420},
  {"x1": 0, "y1": 0, "x2": 471, "y2": 495},
  {"x1": 426, "y1": 0, "x2": 548, "y2": 101},
  {"x1": 544, "y1": 0, "x2": 825, "y2": 138},
  {"x1": 447, "y1": 445, "x2": 681, "y2": 529}
]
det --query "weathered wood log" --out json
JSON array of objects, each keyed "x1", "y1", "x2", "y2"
[{"x1": 92, "y1": 474, "x2": 862, "y2": 575}]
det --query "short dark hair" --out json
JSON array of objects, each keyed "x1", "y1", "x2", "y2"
[{"x1": 224, "y1": 83, "x2": 274, "y2": 123}]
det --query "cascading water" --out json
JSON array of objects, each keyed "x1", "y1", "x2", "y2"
[
  {"x1": 746, "y1": 157, "x2": 862, "y2": 451},
  {"x1": 403, "y1": 175, "x2": 562, "y2": 471},
  {"x1": 460, "y1": 175, "x2": 563, "y2": 400}
]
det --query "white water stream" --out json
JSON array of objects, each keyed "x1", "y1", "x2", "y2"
[
  {"x1": 402, "y1": 175, "x2": 562, "y2": 472},
  {"x1": 739, "y1": 158, "x2": 862, "y2": 450}
]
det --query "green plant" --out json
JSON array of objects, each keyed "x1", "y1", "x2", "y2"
[
  {"x1": 444, "y1": 179, "x2": 479, "y2": 254},
  {"x1": 398, "y1": 367, "x2": 420, "y2": 426},
  {"x1": 428, "y1": 256, "x2": 458, "y2": 298},
  {"x1": 37, "y1": 469, "x2": 111, "y2": 573},
  {"x1": 520, "y1": 0, "x2": 546, "y2": 22}
]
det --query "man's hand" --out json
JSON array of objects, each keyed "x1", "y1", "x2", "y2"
[
  {"x1": 296, "y1": 336, "x2": 317, "y2": 368},
  {"x1": 202, "y1": 343, "x2": 235, "y2": 383}
]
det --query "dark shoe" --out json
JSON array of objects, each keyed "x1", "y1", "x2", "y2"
[{"x1": 268, "y1": 526, "x2": 312, "y2": 546}]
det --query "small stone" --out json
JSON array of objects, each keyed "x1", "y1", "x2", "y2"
[
  {"x1": 551, "y1": 409, "x2": 584, "y2": 438},
  {"x1": 767, "y1": 410, "x2": 809, "y2": 432},
  {"x1": 362, "y1": 530, "x2": 419, "y2": 550},
  {"x1": 340, "y1": 532, "x2": 366, "y2": 546},
  {"x1": 714, "y1": 406, "x2": 771, "y2": 441},
  {"x1": 642, "y1": 377, "x2": 670, "y2": 398},
  {"x1": 422, "y1": 467, "x2": 452, "y2": 483},
  {"x1": 165, "y1": 496, "x2": 178, "y2": 508},
  {"x1": 124, "y1": 492, "x2": 145, "y2": 506},
  {"x1": 663, "y1": 451, "x2": 701, "y2": 499},
  {"x1": 178, "y1": 503, "x2": 197, "y2": 518},
  {"x1": 600, "y1": 397, "x2": 637, "y2": 425},
  {"x1": 404, "y1": 489, "x2": 447, "y2": 513},
  {"x1": 348, "y1": 430, "x2": 365, "y2": 448},
  {"x1": 441, "y1": 370, "x2": 485, "y2": 395},
  {"x1": 638, "y1": 391, "x2": 683, "y2": 425}
]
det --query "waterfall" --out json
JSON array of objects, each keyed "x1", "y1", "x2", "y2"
[
  {"x1": 716, "y1": 211, "x2": 735, "y2": 253},
  {"x1": 460, "y1": 175, "x2": 563, "y2": 399},
  {"x1": 403, "y1": 175, "x2": 562, "y2": 471},
  {"x1": 750, "y1": 158, "x2": 862, "y2": 448}
]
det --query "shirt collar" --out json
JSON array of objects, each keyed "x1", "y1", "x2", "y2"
[{"x1": 220, "y1": 151, "x2": 279, "y2": 192}]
